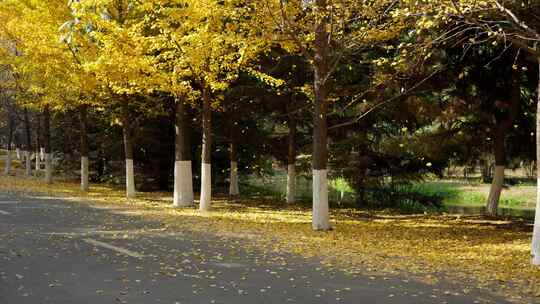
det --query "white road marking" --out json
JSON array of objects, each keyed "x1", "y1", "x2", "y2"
[
  {"x1": 0, "y1": 210, "x2": 11, "y2": 215},
  {"x1": 45, "y1": 228, "x2": 169, "y2": 237},
  {"x1": 182, "y1": 273, "x2": 202, "y2": 279},
  {"x1": 16, "y1": 205, "x2": 70, "y2": 209},
  {"x1": 46, "y1": 232, "x2": 78, "y2": 236},
  {"x1": 213, "y1": 262, "x2": 245, "y2": 268},
  {"x1": 111, "y1": 210, "x2": 143, "y2": 216},
  {"x1": 82, "y1": 238, "x2": 146, "y2": 259},
  {"x1": 0, "y1": 201, "x2": 19, "y2": 204}
]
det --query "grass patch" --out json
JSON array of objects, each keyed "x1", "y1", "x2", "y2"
[
  {"x1": 416, "y1": 181, "x2": 537, "y2": 210},
  {"x1": 0, "y1": 175, "x2": 539, "y2": 302}
]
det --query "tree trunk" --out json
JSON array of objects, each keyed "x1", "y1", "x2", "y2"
[
  {"x1": 486, "y1": 67, "x2": 520, "y2": 216},
  {"x1": 23, "y1": 108, "x2": 32, "y2": 177},
  {"x1": 531, "y1": 60, "x2": 540, "y2": 266},
  {"x1": 80, "y1": 105, "x2": 90, "y2": 192},
  {"x1": 35, "y1": 151, "x2": 41, "y2": 171},
  {"x1": 486, "y1": 129, "x2": 505, "y2": 216},
  {"x1": 43, "y1": 105, "x2": 52, "y2": 184},
  {"x1": 199, "y1": 86, "x2": 212, "y2": 211},
  {"x1": 481, "y1": 156, "x2": 491, "y2": 183},
  {"x1": 312, "y1": 0, "x2": 331, "y2": 231},
  {"x1": 122, "y1": 104, "x2": 136, "y2": 199},
  {"x1": 229, "y1": 140, "x2": 239, "y2": 196},
  {"x1": 173, "y1": 97, "x2": 194, "y2": 207},
  {"x1": 35, "y1": 114, "x2": 41, "y2": 172},
  {"x1": 286, "y1": 115, "x2": 297, "y2": 203},
  {"x1": 4, "y1": 114, "x2": 13, "y2": 175},
  {"x1": 15, "y1": 133, "x2": 20, "y2": 160}
]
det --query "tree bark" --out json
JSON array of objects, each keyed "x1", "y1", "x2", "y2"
[
  {"x1": 229, "y1": 140, "x2": 239, "y2": 196},
  {"x1": 4, "y1": 113, "x2": 13, "y2": 175},
  {"x1": 122, "y1": 103, "x2": 136, "y2": 199},
  {"x1": 23, "y1": 107, "x2": 32, "y2": 177},
  {"x1": 173, "y1": 97, "x2": 194, "y2": 207},
  {"x1": 199, "y1": 86, "x2": 212, "y2": 211},
  {"x1": 80, "y1": 105, "x2": 90, "y2": 192},
  {"x1": 43, "y1": 105, "x2": 52, "y2": 184},
  {"x1": 312, "y1": 0, "x2": 331, "y2": 230},
  {"x1": 486, "y1": 130, "x2": 505, "y2": 216},
  {"x1": 287, "y1": 115, "x2": 297, "y2": 203},
  {"x1": 481, "y1": 156, "x2": 492, "y2": 183},
  {"x1": 531, "y1": 60, "x2": 540, "y2": 266},
  {"x1": 35, "y1": 114, "x2": 41, "y2": 172},
  {"x1": 14, "y1": 132, "x2": 20, "y2": 160}
]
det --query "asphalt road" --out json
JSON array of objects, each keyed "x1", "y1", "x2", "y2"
[{"x1": 0, "y1": 192, "x2": 513, "y2": 304}]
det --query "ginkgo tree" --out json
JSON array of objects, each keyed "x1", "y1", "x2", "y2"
[
  {"x1": 59, "y1": 5, "x2": 104, "y2": 193},
  {"x1": 69, "y1": 0, "x2": 163, "y2": 198},
  {"x1": 0, "y1": 78, "x2": 15, "y2": 176},
  {"x1": 0, "y1": 0, "x2": 82, "y2": 184},
  {"x1": 147, "y1": 0, "x2": 263, "y2": 210},
  {"x1": 142, "y1": 2, "x2": 200, "y2": 207},
  {"x1": 252, "y1": 0, "x2": 410, "y2": 230}
]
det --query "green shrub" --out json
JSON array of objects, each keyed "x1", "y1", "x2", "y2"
[{"x1": 365, "y1": 182, "x2": 446, "y2": 213}]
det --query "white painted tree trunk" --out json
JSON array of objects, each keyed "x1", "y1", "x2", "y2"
[
  {"x1": 199, "y1": 163, "x2": 211, "y2": 211},
  {"x1": 125, "y1": 159, "x2": 136, "y2": 198},
  {"x1": 312, "y1": 169, "x2": 330, "y2": 230},
  {"x1": 35, "y1": 152, "x2": 41, "y2": 171},
  {"x1": 44, "y1": 153, "x2": 52, "y2": 184},
  {"x1": 16, "y1": 148, "x2": 21, "y2": 160},
  {"x1": 40, "y1": 147, "x2": 45, "y2": 161},
  {"x1": 24, "y1": 151, "x2": 31, "y2": 176},
  {"x1": 533, "y1": 66, "x2": 540, "y2": 266},
  {"x1": 486, "y1": 165, "x2": 504, "y2": 216},
  {"x1": 533, "y1": 178, "x2": 540, "y2": 265},
  {"x1": 286, "y1": 164, "x2": 296, "y2": 203},
  {"x1": 229, "y1": 161, "x2": 239, "y2": 196},
  {"x1": 81, "y1": 156, "x2": 89, "y2": 192},
  {"x1": 4, "y1": 149, "x2": 11, "y2": 175},
  {"x1": 173, "y1": 160, "x2": 194, "y2": 207}
]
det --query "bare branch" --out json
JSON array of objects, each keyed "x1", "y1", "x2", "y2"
[{"x1": 329, "y1": 68, "x2": 441, "y2": 130}]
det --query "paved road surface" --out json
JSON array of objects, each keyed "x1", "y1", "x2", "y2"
[{"x1": 0, "y1": 192, "x2": 513, "y2": 304}]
